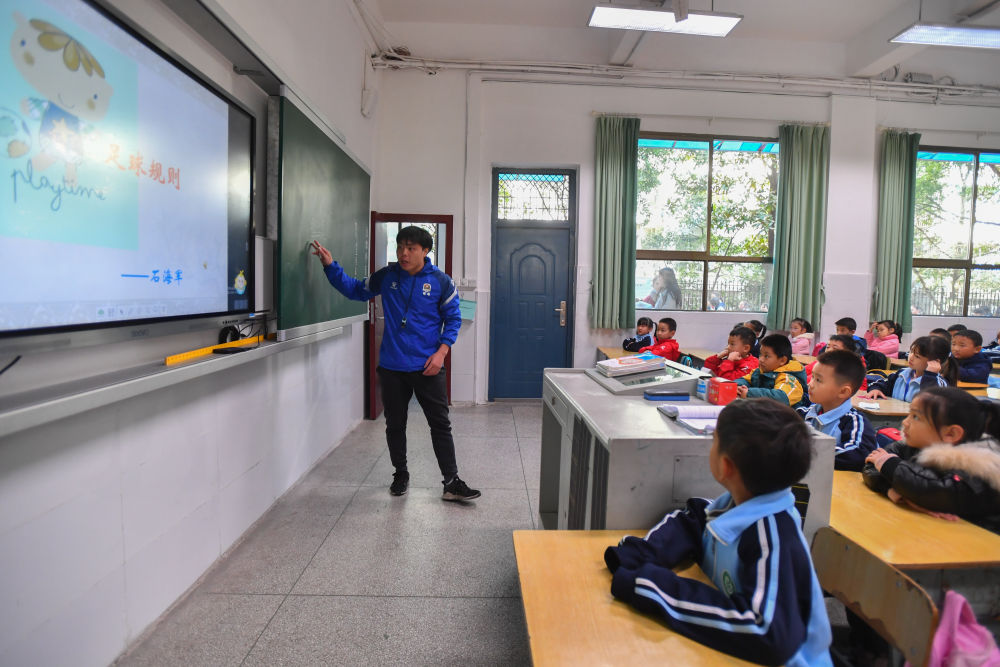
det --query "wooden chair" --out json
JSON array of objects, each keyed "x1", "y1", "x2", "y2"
[{"x1": 811, "y1": 526, "x2": 939, "y2": 667}]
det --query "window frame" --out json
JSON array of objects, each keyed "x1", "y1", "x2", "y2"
[
  {"x1": 913, "y1": 145, "x2": 1000, "y2": 317},
  {"x1": 636, "y1": 132, "x2": 778, "y2": 312}
]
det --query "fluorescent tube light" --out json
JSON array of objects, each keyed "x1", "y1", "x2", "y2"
[
  {"x1": 588, "y1": 4, "x2": 741, "y2": 37},
  {"x1": 891, "y1": 23, "x2": 1000, "y2": 49}
]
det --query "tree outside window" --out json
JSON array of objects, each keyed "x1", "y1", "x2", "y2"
[
  {"x1": 912, "y1": 150, "x2": 1000, "y2": 317},
  {"x1": 636, "y1": 136, "x2": 777, "y2": 312}
]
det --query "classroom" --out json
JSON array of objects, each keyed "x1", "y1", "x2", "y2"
[{"x1": 2, "y1": 0, "x2": 1000, "y2": 664}]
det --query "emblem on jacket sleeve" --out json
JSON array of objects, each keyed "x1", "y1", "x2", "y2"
[{"x1": 422, "y1": 282, "x2": 432, "y2": 296}]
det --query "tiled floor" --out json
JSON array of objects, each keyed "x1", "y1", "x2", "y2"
[{"x1": 116, "y1": 402, "x2": 540, "y2": 666}]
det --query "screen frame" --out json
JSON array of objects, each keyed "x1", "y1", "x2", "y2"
[{"x1": 0, "y1": 0, "x2": 257, "y2": 352}]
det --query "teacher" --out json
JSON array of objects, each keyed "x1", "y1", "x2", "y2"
[{"x1": 311, "y1": 226, "x2": 480, "y2": 502}]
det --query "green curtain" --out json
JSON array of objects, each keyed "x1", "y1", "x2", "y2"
[
  {"x1": 590, "y1": 116, "x2": 640, "y2": 329},
  {"x1": 872, "y1": 130, "x2": 921, "y2": 333},
  {"x1": 767, "y1": 124, "x2": 830, "y2": 332}
]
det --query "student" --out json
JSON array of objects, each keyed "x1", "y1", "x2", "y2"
[
  {"x1": 604, "y1": 399, "x2": 832, "y2": 666},
  {"x1": 805, "y1": 334, "x2": 868, "y2": 392},
  {"x1": 863, "y1": 387, "x2": 1000, "y2": 532},
  {"x1": 638, "y1": 317, "x2": 680, "y2": 361},
  {"x1": 735, "y1": 334, "x2": 809, "y2": 408},
  {"x1": 703, "y1": 326, "x2": 760, "y2": 381},
  {"x1": 864, "y1": 336, "x2": 952, "y2": 401},
  {"x1": 949, "y1": 329, "x2": 991, "y2": 384},
  {"x1": 623, "y1": 316, "x2": 655, "y2": 352},
  {"x1": 929, "y1": 328, "x2": 952, "y2": 343},
  {"x1": 864, "y1": 319, "x2": 901, "y2": 359},
  {"x1": 798, "y1": 350, "x2": 876, "y2": 471},
  {"x1": 834, "y1": 317, "x2": 867, "y2": 353},
  {"x1": 946, "y1": 323, "x2": 967, "y2": 336},
  {"x1": 983, "y1": 328, "x2": 1000, "y2": 350},
  {"x1": 788, "y1": 318, "x2": 814, "y2": 356},
  {"x1": 743, "y1": 319, "x2": 767, "y2": 358}
]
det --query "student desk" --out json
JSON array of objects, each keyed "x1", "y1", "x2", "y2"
[
  {"x1": 597, "y1": 346, "x2": 635, "y2": 361},
  {"x1": 793, "y1": 354, "x2": 817, "y2": 365},
  {"x1": 888, "y1": 357, "x2": 908, "y2": 369},
  {"x1": 851, "y1": 395, "x2": 910, "y2": 430},
  {"x1": 957, "y1": 381, "x2": 988, "y2": 396},
  {"x1": 829, "y1": 470, "x2": 1000, "y2": 628},
  {"x1": 512, "y1": 529, "x2": 755, "y2": 666},
  {"x1": 681, "y1": 348, "x2": 717, "y2": 366}
]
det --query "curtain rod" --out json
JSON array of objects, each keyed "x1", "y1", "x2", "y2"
[{"x1": 591, "y1": 111, "x2": 830, "y2": 127}]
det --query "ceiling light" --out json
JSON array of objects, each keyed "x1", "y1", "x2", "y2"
[
  {"x1": 890, "y1": 23, "x2": 1000, "y2": 49},
  {"x1": 588, "y1": 4, "x2": 742, "y2": 37}
]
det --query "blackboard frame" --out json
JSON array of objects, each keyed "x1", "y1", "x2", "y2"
[{"x1": 269, "y1": 91, "x2": 371, "y2": 341}]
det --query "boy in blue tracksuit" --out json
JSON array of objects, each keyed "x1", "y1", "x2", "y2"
[
  {"x1": 798, "y1": 349, "x2": 876, "y2": 471},
  {"x1": 950, "y1": 329, "x2": 992, "y2": 384},
  {"x1": 605, "y1": 399, "x2": 832, "y2": 666},
  {"x1": 311, "y1": 227, "x2": 479, "y2": 502}
]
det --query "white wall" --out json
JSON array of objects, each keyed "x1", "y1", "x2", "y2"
[
  {"x1": 0, "y1": 0, "x2": 375, "y2": 664},
  {"x1": 375, "y1": 71, "x2": 1000, "y2": 402}
]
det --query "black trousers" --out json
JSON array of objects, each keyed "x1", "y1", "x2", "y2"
[{"x1": 377, "y1": 367, "x2": 458, "y2": 481}]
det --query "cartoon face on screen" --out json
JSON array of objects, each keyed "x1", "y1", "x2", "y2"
[{"x1": 9, "y1": 12, "x2": 113, "y2": 186}]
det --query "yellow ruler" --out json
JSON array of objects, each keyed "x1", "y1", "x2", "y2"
[{"x1": 165, "y1": 335, "x2": 263, "y2": 366}]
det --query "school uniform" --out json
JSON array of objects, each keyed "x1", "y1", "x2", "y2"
[
  {"x1": 797, "y1": 399, "x2": 876, "y2": 471},
  {"x1": 867, "y1": 368, "x2": 947, "y2": 402},
  {"x1": 605, "y1": 489, "x2": 833, "y2": 666},
  {"x1": 623, "y1": 332, "x2": 654, "y2": 352},
  {"x1": 955, "y1": 352, "x2": 991, "y2": 384}
]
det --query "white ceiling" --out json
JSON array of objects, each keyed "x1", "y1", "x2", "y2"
[{"x1": 371, "y1": 0, "x2": 1000, "y2": 85}]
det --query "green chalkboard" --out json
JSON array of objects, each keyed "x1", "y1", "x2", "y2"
[{"x1": 274, "y1": 96, "x2": 370, "y2": 339}]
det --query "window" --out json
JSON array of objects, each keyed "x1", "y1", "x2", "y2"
[
  {"x1": 635, "y1": 136, "x2": 778, "y2": 311},
  {"x1": 496, "y1": 171, "x2": 570, "y2": 221},
  {"x1": 911, "y1": 149, "x2": 1000, "y2": 317}
]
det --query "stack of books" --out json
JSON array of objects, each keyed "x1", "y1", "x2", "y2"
[
  {"x1": 595, "y1": 352, "x2": 666, "y2": 377},
  {"x1": 658, "y1": 403, "x2": 725, "y2": 435}
]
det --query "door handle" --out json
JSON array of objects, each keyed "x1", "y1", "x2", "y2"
[{"x1": 554, "y1": 300, "x2": 567, "y2": 327}]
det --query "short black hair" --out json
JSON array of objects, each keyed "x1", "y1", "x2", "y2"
[
  {"x1": 744, "y1": 319, "x2": 767, "y2": 337},
  {"x1": 791, "y1": 318, "x2": 813, "y2": 333},
  {"x1": 716, "y1": 399, "x2": 813, "y2": 495},
  {"x1": 760, "y1": 333, "x2": 792, "y2": 362},
  {"x1": 659, "y1": 317, "x2": 677, "y2": 331},
  {"x1": 834, "y1": 317, "x2": 857, "y2": 332},
  {"x1": 396, "y1": 225, "x2": 433, "y2": 251},
  {"x1": 947, "y1": 323, "x2": 967, "y2": 334},
  {"x1": 828, "y1": 334, "x2": 859, "y2": 354},
  {"x1": 911, "y1": 335, "x2": 951, "y2": 363},
  {"x1": 929, "y1": 328, "x2": 952, "y2": 342},
  {"x1": 729, "y1": 326, "x2": 756, "y2": 347},
  {"x1": 816, "y1": 349, "x2": 865, "y2": 394},
  {"x1": 953, "y1": 329, "x2": 983, "y2": 347},
  {"x1": 637, "y1": 316, "x2": 654, "y2": 328}
]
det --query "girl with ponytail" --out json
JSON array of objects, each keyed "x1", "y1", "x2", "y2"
[{"x1": 863, "y1": 386, "x2": 1000, "y2": 532}]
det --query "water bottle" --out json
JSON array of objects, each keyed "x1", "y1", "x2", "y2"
[{"x1": 696, "y1": 375, "x2": 710, "y2": 401}]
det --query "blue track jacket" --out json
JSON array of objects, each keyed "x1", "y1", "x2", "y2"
[
  {"x1": 955, "y1": 352, "x2": 991, "y2": 384},
  {"x1": 605, "y1": 490, "x2": 832, "y2": 667},
  {"x1": 797, "y1": 399, "x2": 876, "y2": 471},
  {"x1": 323, "y1": 258, "x2": 460, "y2": 372}
]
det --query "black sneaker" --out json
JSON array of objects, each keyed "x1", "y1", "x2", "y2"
[
  {"x1": 390, "y1": 471, "x2": 409, "y2": 496},
  {"x1": 442, "y1": 477, "x2": 481, "y2": 502}
]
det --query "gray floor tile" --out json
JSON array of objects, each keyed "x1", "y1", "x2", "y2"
[
  {"x1": 116, "y1": 593, "x2": 282, "y2": 666},
  {"x1": 291, "y1": 487, "x2": 532, "y2": 597},
  {"x1": 362, "y1": 436, "x2": 526, "y2": 490},
  {"x1": 448, "y1": 409, "x2": 517, "y2": 438},
  {"x1": 244, "y1": 595, "x2": 529, "y2": 667},
  {"x1": 307, "y1": 433, "x2": 386, "y2": 487},
  {"x1": 519, "y1": 437, "x2": 541, "y2": 490},
  {"x1": 512, "y1": 402, "x2": 543, "y2": 439},
  {"x1": 527, "y1": 488, "x2": 540, "y2": 530},
  {"x1": 200, "y1": 486, "x2": 355, "y2": 594}
]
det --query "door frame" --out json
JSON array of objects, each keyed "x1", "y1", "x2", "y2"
[
  {"x1": 367, "y1": 213, "x2": 454, "y2": 418},
  {"x1": 488, "y1": 167, "x2": 577, "y2": 400}
]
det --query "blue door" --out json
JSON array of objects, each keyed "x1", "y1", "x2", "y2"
[{"x1": 489, "y1": 170, "x2": 575, "y2": 399}]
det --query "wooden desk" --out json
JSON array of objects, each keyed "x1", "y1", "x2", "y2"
[
  {"x1": 597, "y1": 346, "x2": 636, "y2": 361},
  {"x1": 682, "y1": 348, "x2": 718, "y2": 365},
  {"x1": 957, "y1": 381, "x2": 988, "y2": 396},
  {"x1": 793, "y1": 354, "x2": 816, "y2": 365},
  {"x1": 851, "y1": 395, "x2": 910, "y2": 429},
  {"x1": 889, "y1": 358, "x2": 908, "y2": 368},
  {"x1": 829, "y1": 470, "x2": 1000, "y2": 569},
  {"x1": 513, "y1": 530, "x2": 754, "y2": 666}
]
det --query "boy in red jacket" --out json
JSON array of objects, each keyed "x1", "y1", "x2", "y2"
[
  {"x1": 703, "y1": 326, "x2": 760, "y2": 380},
  {"x1": 639, "y1": 317, "x2": 680, "y2": 361}
]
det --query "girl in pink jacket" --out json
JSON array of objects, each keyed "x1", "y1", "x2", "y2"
[
  {"x1": 864, "y1": 319, "x2": 901, "y2": 358},
  {"x1": 789, "y1": 318, "x2": 814, "y2": 355}
]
